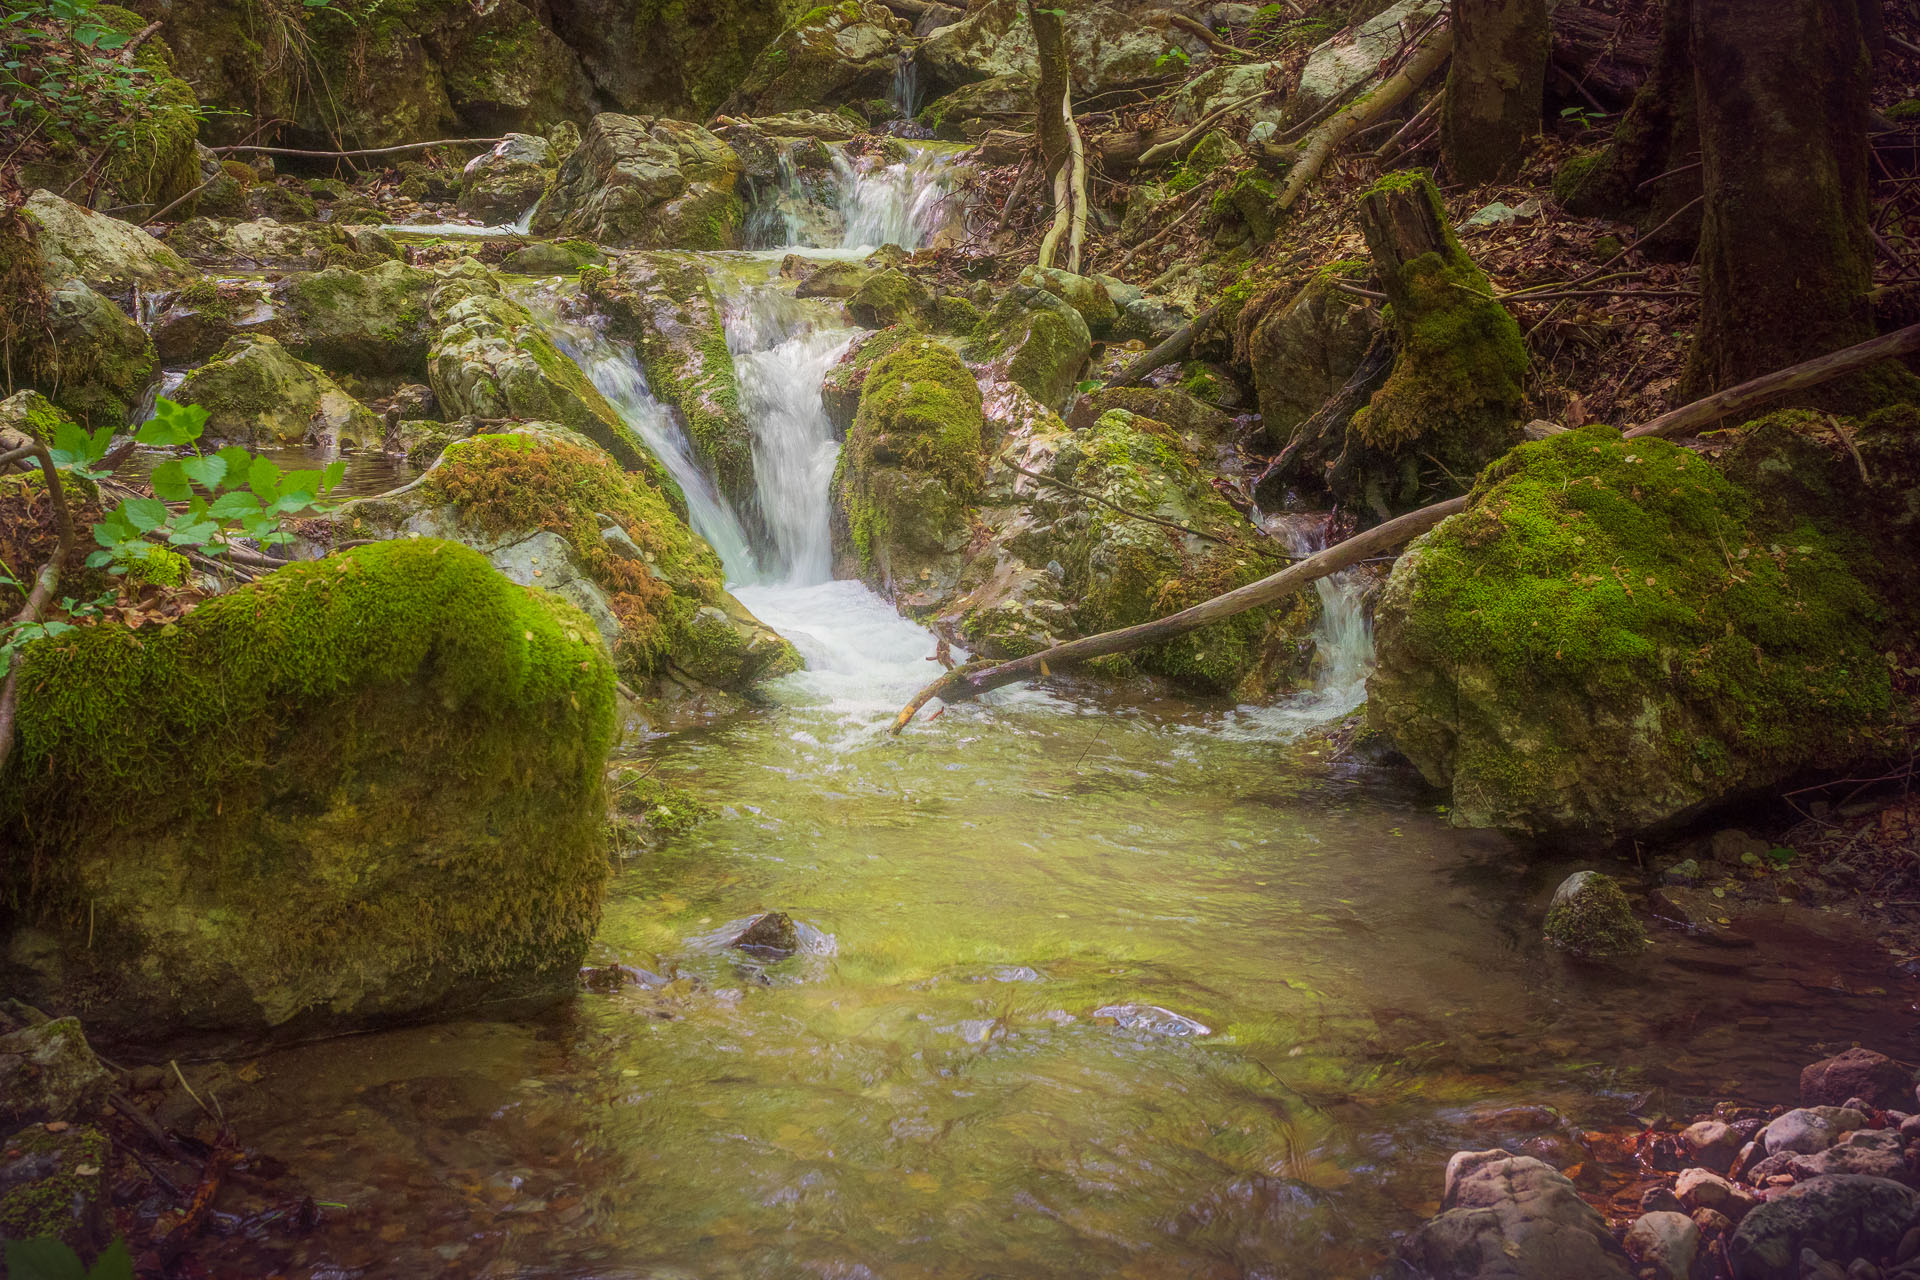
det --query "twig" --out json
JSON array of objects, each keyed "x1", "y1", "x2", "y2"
[
  {"x1": 1166, "y1": 12, "x2": 1239, "y2": 58},
  {"x1": 142, "y1": 172, "x2": 223, "y2": 226},
  {"x1": 1329, "y1": 279, "x2": 1389, "y2": 301},
  {"x1": 118, "y1": 20, "x2": 163, "y2": 64},
  {"x1": 1109, "y1": 305, "x2": 1218, "y2": 386},
  {"x1": 1138, "y1": 90, "x2": 1274, "y2": 167},
  {"x1": 1108, "y1": 176, "x2": 1222, "y2": 274}
]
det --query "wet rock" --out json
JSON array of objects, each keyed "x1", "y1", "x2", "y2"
[
  {"x1": 278, "y1": 260, "x2": 438, "y2": 377},
  {"x1": 726, "y1": 1, "x2": 911, "y2": 116},
  {"x1": 533, "y1": 114, "x2": 744, "y2": 250},
  {"x1": 499, "y1": 240, "x2": 604, "y2": 274},
  {"x1": 792, "y1": 258, "x2": 879, "y2": 300},
  {"x1": 847, "y1": 268, "x2": 938, "y2": 329},
  {"x1": 1091, "y1": 1004, "x2": 1211, "y2": 1037},
  {"x1": 1248, "y1": 272, "x2": 1379, "y2": 448},
  {"x1": 173, "y1": 336, "x2": 382, "y2": 449},
  {"x1": 1625, "y1": 1210, "x2": 1699, "y2": 1280},
  {"x1": 1542, "y1": 871, "x2": 1648, "y2": 960},
  {"x1": 732, "y1": 912, "x2": 799, "y2": 956},
  {"x1": 1661, "y1": 858, "x2": 1704, "y2": 886},
  {"x1": 1785, "y1": 1129, "x2": 1910, "y2": 1182},
  {"x1": 0, "y1": 1018, "x2": 114, "y2": 1127},
  {"x1": 0, "y1": 540, "x2": 616, "y2": 1052},
  {"x1": 1728, "y1": 1176, "x2": 1920, "y2": 1280},
  {"x1": 1675, "y1": 1167, "x2": 1760, "y2": 1222},
  {"x1": 963, "y1": 283, "x2": 1092, "y2": 410},
  {"x1": 17, "y1": 189, "x2": 191, "y2": 293},
  {"x1": 32, "y1": 282, "x2": 156, "y2": 429},
  {"x1": 1018, "y1": 267, "x2": 1119, "y2": 337},
  {"x1": 1694, "y1": 1206, "x2": 1736, "y2": 1237},
  {"x1": 1405, "y1": 1150, "x2": 1632, "y2": 1280},
  {"x1": 0, "y1": 1123, "x2": 109, "y2": 1254},
  {"x1": 1804, "y1": 1050, "x2": 1915, "y2": 1111},
  {"x1": 458, "y1": 133, "x2": 556, "y2": 224},
  {"x1": 1685, "y1": 1119, "x2": 1743, "y2": 1173},
  {"x1": 1710, "y1": 829, "x2": 1774, "y2": 865},
  {"x1": 1642, "y1": 1185, "x2": 1686, "y2": 1214},
  {"x1": 1764, "y1": 1108, "x2": 1869, "y2": 1156}
]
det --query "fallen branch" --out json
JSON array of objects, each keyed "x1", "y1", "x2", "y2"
[
  {"x1": 1372, "y1": 90, "x2": 1443, "y2": 163},
  {"x1": 0, "y1": 439, "x2": 76, "y2": 775},
  {"x1": 1137, "y1": 90, "x2": 1273, "y2": 167},
  {"x1": 211, "y1": 137, "x2": 505, "y2": 161},
  {"x1": 1108, "y1": 305, "x2": 1218, "y2": 387},
  {"x1": 998, "y1": 455, "x2": 1252, "y2": 547},
  {"x1": 1626, "y1": 322, "x2": 1920, "y2": 440},
  {"x1": 1276, "y1": 20, "x2": 1455, "y2": 214},
  {"x1": 890, "y1": 494, "x2": 1468, "y2": 732},
  {"x1": 1108, "y1": 176, "x2": 1222, "y2": 274},
  {"x1": 118, "y1": 19, "x2": 163, "y2": 64},
  {"x1": 1166, "y1": 11, "x2": 1239, "y2": 58}
]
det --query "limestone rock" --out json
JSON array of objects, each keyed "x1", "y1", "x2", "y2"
[
  {"x1": 1288, "y1": 0, "x2": 1448, "y2": 124},
  {"x1": 1684, "y1": 1119, "x2": 1742, "y2": 1174},
  {"x1": 1249, "y1": 272, "x2": 1380, "y2": 447},
  {"x1": 1542, "y1": 871, "x2": 1648, "y2": 960},
  {"x1": 0, "y1": 1017, "x2": 115, "y2": 1127},
  {"x1": 847, "y1": 268, "x2": 938, "y2": 329},
  {"x1": 726, "y1": 1, "x2": 911, "y2": 116},
  {"x1": 964, "y1": 283, "x2": 1092, "y2": 410},
  {"x1": 1405, "y1": 1150, "x2": 1633, "y2": 1280},
  {"x1": 165, "y1": 217, "x2": 397, "y2": 271},
  {"x1": 917, "y1": 0, "x2": 1200, "y2": 99},
  {"x1": 533, "y1": 114, "x2": 744, "y2": 250},
  {"x1": 173, "y1": 336, "x2": 382, "y2": 449},
  {"x1": 1018, "y1": 267, "x2": 1119, "y2": 336},
  {"x1": 1727, "y1": 1176, "x2": 1920, "y2": 1280},
  {"x1": 33, "y1": 283, "x2": 156, "y2": 429},
  {"x1": 1674, "y1": 1167, "x2": 1759, "y2": 1222},
  {"x1": 0, "y1": 540, "x2": 618, "y2": 1051},
  {"x1": 277, "y1": 259, "x2": 438, "y2": 377},
  {"x1": 919, "y1": 74, "x2": 1037, "y2": 138},
  {"x1": 1803, "y1": 1049, "x2": 1915, "y2": 1110},
  {"x1": 1783, "y1": 1128, "x2": 1909, "y2": 1182},
  {"x1": 541, "y1": 0, "x2": 808, "y2": 121},
  {"x1": 18, "y1": 190, "x2": 191, "y2": 292},
  {"x1": 732, "y1": 912, "x2": 799, "y2": 955},
  {"x1": 1763, "y1": 1108, "x2": 1868, "y2": 1156},
  {"x1": 458, "y1": 133, "x2": 557, "y2": 223}
]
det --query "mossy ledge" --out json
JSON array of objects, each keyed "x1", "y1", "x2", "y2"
[{"x1": 0, "y1": 538, "x2": 617, "y2": 1053}]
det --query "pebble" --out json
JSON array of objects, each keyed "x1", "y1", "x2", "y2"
[
  {"x1": 1762, "y1": 1106, "x2": 1866, "y2": 1155},
  {"x1": 1674, "y1": 1167, "x2": 1759, "y2": 1221},
  {"x1": 1624, "y1": 1210, "x2": 1698, "y2": 1280},
  {"x1": 1691, "y1": 1206, "x2": 1735, "y2": 1236},
  {"x1": 1683, "y1": 1118, "x2": 1740, "y2": 1173}
]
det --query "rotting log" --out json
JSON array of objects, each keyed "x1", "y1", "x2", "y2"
[{"x1": 889, "y1": 495, "x2": 1468, "y2": 732}]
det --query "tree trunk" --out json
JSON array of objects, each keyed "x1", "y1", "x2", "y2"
[
  {"x1": 1684, "y1": 0, "x2": 1874, "y2": 396},
  {"x1": 1027, "y1": 0, "x2": 1072, "y2": 178},
  {"x1": 1442, "y1": 0, "x2": 1550, "y2": 184}
]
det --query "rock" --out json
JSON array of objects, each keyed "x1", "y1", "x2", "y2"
[
  {"x1": 1728, "y1": 1176, "x2": 1920, "y2": 1280},
  {"x1": 1642, "y1": 1185, "x2": 1686, "y2": 1214},
  {"x1": 1675, "y1": 1167, "x2": 1760, "y2": 1222},
  {"x1": 918, "y1": 74, "x2": 1038, "y2": 138},
  {"x1": 1017, "y1": 267, "x2": 1118, "y2": 336},
  {"x1": 1404, "y1": 1150, "x2": 1633, "y2": 1280},
  {"x1": 0, "y1": 1123, "x2": 109, "y2": 1255},
  {"x1": 726, "y1": 1, "x2": 911, "y2": 115},
  {"x1": 1785, "y1": 1128, "x2": 1910, "y2": 1182},
  {"x1": 1661, "y1": 858, "x2": 1705, "y2": 886},
  {"x1": 173, "y1": 336, "x2": 383, "y2": 449},
  {"x1": 1065, "y1": 385, "x2": 1236, "y2": 458},
  {"x1": 458, "y1": 133, "x2": 557, "y2": 223},
  {"x1": 582, "y1": 253, "x2": 753, "y2": 513},
  {"x1": 1248, "y1": 272, "x2": 1380, "y2": 448},
  {"x1": 0, "y1": 1018, "x2": 114, "y2": 1126},
  {"x1": 847, "y1": 268, "x2": 938, "y2": 329},
  {"x1": 1625, "y1": 1211, "x2": 1700, "y2": 1280},
  {"x1": 427, "y1": 261, "x2": 679, "y2": 493},
  {"x1": 830, "y1": 333, "x2": 987, "y2": 601},
  {"x1": 917, "y1": 0, "x2": 1199, "y2": 99},
  {"x1": 793, "y1": 258, "x2": 880, "y2": 300},
  {"x1": 17, "y1": 190, "x2": 191, "y2": 293},
  {"x1": 1367, "y1": 427, "x2": 1890, "y2": 842},
  {"x1": 1694, "y1": 1206, "x2": 1736, "y2": 1237},
  {"x1": 278, "y1": 260, "x2": 438, "y2": 377},
  {"x1": 1091, "y1": 1004, "x2": 1211, "y2": 1037},
  {"x1": 1904, "y1": 1115, "x2": 1920, "y2": 1141},
  {"x1": 165, "y1": 217, "x2": 394, "y2": 271},
  {"x1": 539, "y1": 0, "x2": 802, "y2": 122},
  {"x1": 1163, "y1": 61, "x2": 1287, "y2": 129},
  {"x1": 499, "y1": 240, "x2": 604, "y2": 274},
  {"x1": 1686, "y1": 1119, "x2": 1743, "y2": 1173},
  {"x1": 1288, "y1": 0, "x2": 1448, "y2": 124},
  {"x1": 821, "y1": 326, "x2": 914, "y2": 438},
  {"x1": 1710, "y1": 829, "x2": 1773, "y2": 864},
  {"x1": 732, "y1": 912, "x2": 799, "y2": 955},
  {"x1": 533, "y1": 114, "x2": 744, "y2": 250},
  {"x1": 1764, "y1": 1108, "x2": 1868, "y2": 1156},
  {"x1": 1542, "y1": 871, "x2": 1648, "y2": 960},
  {"x1": 1804, "y1": 1050, "x2": 1915, "y2": 1110},
  {"x1": 32, "y1": 282, "x2": 156, "y2": 429},
  {"x1": 0, "y1": 540, "x2": 617, "y2": 1051},
  {"x1": 964, "y1": 284, "x2": 1092, "y2": 410}
]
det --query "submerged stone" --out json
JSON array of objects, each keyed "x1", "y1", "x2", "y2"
[
  {"x1": 1542, "y1": 871, "x2": 1647, "y2": 960},
  {"x1": 732, "y1": 912, "x2": 799, "y2": 955}
]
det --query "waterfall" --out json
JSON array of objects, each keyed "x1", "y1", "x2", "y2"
[
  {"x1": 831, "y1": 147, "x2": 957, "y2": 252},
  {"x1": 888, "y1": 54, "x2": 922, "y2": 121}
]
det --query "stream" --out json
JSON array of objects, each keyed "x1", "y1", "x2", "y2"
[{"x1": 196, "y1": 145, "x2": 1920, "y2": 1280}]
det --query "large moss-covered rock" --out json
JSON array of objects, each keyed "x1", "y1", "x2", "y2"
[
  {"x1": 918, "y1": 74, "x2": 1037, "y2": 138},
  {"x1": 165, "y1": 217, "x2": 397, "y2": 272},
  {"x1": 544, "y1": 0, "x2": 809, "y2": 120},
  {"x1": 458, "y1": 133, "x2": 557, "y2": 223},
  {"x1": 726, "y1": 1, "x2": 911, "y2": 115},
  {"x1": 1368, "y1": 427, "x2": 1893, "y2": 842},
  {"x1": 350, "y1": 431, "x2": 797, "y2": 697},
  {"x1": 916, "y1": 0, "x2": 1195, "y2": 99},
  {"x1": 1543, "y1": 871, "x2": 1647, "y2": 960},
  {"x1": 847, "y1": 267, "x2": 938, "y2": 329},
  {"x1": 582, "y1": 254, "x2": 753, "y2": 515},
  {"x1": 173, "y1": 336, "x2": 382, "y2": 449},
  {"x1": 0, "y1": 539, "x2": 617, "y2": 1050},
  {"x1": 964, "y1": 284, "x2": 1092, "y2": 411},
  {"x1": 277, "y1": 259, "x2": 437, "y2": 376},
  {"x1": 532, "y1": 114, "x2": 744, "y2": 250},
  {"x1": 830, "y1": 335, "x2": 987, "y2": 600},
  {"x1": 425, "y1": 261, "x2": 681, "y2": 503},
  {"x1": 32, "y1": 282, "x2": 156, "y2": 429},
  {"x1": 18, "y1": 189, "x2": 191, "y2": 292}
]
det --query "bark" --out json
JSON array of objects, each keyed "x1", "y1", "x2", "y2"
[
  {"x1": 1027, "y1": 0, "x2": 1072, "y2": 178},
  {"x1": 1442, "y1": 0, "x2": 1550, "y2": 185},
  {"x1": 1684, "y1": 0, "x2": 1875, "y2": 397},
  {"x1": 1548, "y1": 9, "x2": 1657, "y2": 109}
]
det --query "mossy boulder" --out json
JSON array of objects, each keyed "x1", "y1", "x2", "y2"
[
  {"x1": 545, "y1": 0, "x2": 809, "y2": 121},
  {"x1": 458, "y1": 133, "x2": 557, "y2": 223},
  {"x1": 277, "y1": 259, "x2": 438, "y2": 376},
  {"x1": 165, "y1": 217, "x2": 396, "y2": 272},
  {"x1": 0, "y1": 1123, "x2": 109, "y2": 1256},
  {"x1": 1368, "y1": 427, "x2": 1893, "y2": 842},
  {"x1": 829, "y1": 335, "x2": 988, "y2": 601},
  {"x1": 1249, "y1": 272, "x2": 1381, "y2": 447},
  {"x1": 846, "y1": 268, "x2": 937, "y2": 329},
  {"x1": 916, "y1": 0, "x2": 1192, "y2": 99},
  {"x1": 0, "y1": 539, "x2": 617, "y2": 1051},
  {"x1": 724, "y1": 1, "x2": 911, "y2": 116},
  {"x1": 32, "y1": 282, "x2": 157, "y2": 429},
  {"x1": 965, "y1": 284, "x2": 1092, "y2": 411},
  {"x1": 425, "y1": 261, "x2": 682, "y2": 504},
  {"x1": 350, "y1": 431, "x2": 798, "y2": 698},
  {"x1": 821, "y1": 324, "x2": 915, "y2": 437},
  {"x1": 1543, "y1": 871, "x2": 1648, "y2": 960},
  {"x1": 0, "y1": 1016, "x2": 115, "y2": 1127},
  {"x1": 173, "y1": 336, "x2": 383, "y2": 449},
  {"x1": 1018, "y1": 267, "x2": 1119, "y2": 336},
  {"x1": 532, "y1": 114, "x2": 744, "y2": 250},
  {"x1": 18, "y1": 190, "x2": 191, "y2": 293},
  {"x1": 582, "y1": 254, "x2": 753, "y2": 517},
  {"x1": 917, "y1": 74, "x2": 1037, "y2": 139}
]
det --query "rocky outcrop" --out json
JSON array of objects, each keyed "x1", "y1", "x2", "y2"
[
  {"x1": 964, "y1": 283, "x2": 1092, "y2": 410},
  {"x1": 173, "y1": 336, "x2": 383, "y2": 449},
  {"x1": 18, "y1": 190, "x2": 191, "y2": 293},
  {"x1": 1286, "y1": 0, "x2": 1448, "y2": 125},
  {"x1": 544, "y1": 0, "x2": 807, "y2": 120},
  {"x1": 916, "y1": 0, "x2": 1202, "y2": 99},
  {"x1": 277, "y1": 259, "x2": 438, "y2": 377},
  {"x1": 532, "y1": 114, "x2": 745, "y2": 250},
  {"x1": 458, "y1": 133, "x2": 558, "y2": 223},
  {"x1": 1406, "y1": 1150, "x2": 1633, "y2": 1280},
  {"x1": 0, "y1": 539, "x2": 618, "y2": 1052},
  {"x1": 165, "y1": 217, "x2": 400, "y2": 272},
  {"x1": 1368, "y1": 427, "x2": 1892, "y2": 842},
  {"x1": 726, "y1": 1, "x2": 912, "y2": 116}
]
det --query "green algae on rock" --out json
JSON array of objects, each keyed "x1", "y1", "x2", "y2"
[
  {"x1": 1542, "y1": 871, "x2": 1648, "y2": 960},
  {"x1": 0, "y1": 1123, "x2": 110, "y2": 1255},
  {"x1": 1368, "y1": 427, "x2": 1892, "y2": 842},
  {"x1": 173, "y1": 335, "x2": 383, "y2": 449},
  {"x1": 965, "y1": 284, "x2": 1092, "y2": 411},
  {"x1": 33, "y1": 282, "x2": 157, "y2": 429},
  {"x1": 278, "y1": 259, "x2": 438, "y2": 377},
  {"x1": 533, "y1": 115, "x2": 745, "y2": 250},
  {"x1": 0, "y1": 539, "x2": 618, "y2": 1051}
]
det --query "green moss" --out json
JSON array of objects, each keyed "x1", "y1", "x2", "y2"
[
  {"x1": 0, "y1": 1124, "x2": 108, "y2": 1250},
  {"x1": 1888, "y1": 99, "x2": 1920, "y2": 123},
  {"x1": 1542, "y1": 873, "x2": 1647, "y2": 959},
  {"x1": 608, "y1": 767, "x2": 716, "y2": 849},
  {"x1": 1551, "y1": 147, "x2": 1607, "y2": 209},
  {"x1": 123, "y1": 545, "x2": 190, "y2": 588}
]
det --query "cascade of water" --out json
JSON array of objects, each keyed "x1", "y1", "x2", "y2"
[
  {"x1": 888, "y1": 54, "x2": 922, "y2": 121},
  {"x1": 832, "y1": 146, "x2": 957, "y2": 252}
]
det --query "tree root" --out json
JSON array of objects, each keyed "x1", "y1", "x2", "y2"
[{"x1": 0, "y1": 439, "x2": 76, "y2": 773}]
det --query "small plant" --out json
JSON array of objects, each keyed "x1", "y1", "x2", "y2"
[
  {"x1": 1559, "y1": 105, "x2": 1607, "y2": 131},
  {"x1": 1155, "y1": 46, "x2": 1191, "y2": 72},
  {"x1": 4, "y1": 1237, "x2": 134, "y2": 1280}
]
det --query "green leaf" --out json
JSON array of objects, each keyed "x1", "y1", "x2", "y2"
[
  {"x1": 206, "y1": 491, "x2": 260, "y2": 518},
  {"x1": 214, "y1": 445, "x2": 254, "y2": 484},
  {"x1": 166, "y1": 520, "x2": 219, "y2": 547},
  {"x1": 136, "y1": 397, "x2": 209, "y2": 446},
  {"x1": 119, "y1": 497, "x2": 168, "y2": 532},
  {"x1": 149, "y1": 458, "x2": 192, "y2": 501},
  {"x1": 84, "y1": 549, "x2": 113, "y2": 568},
  {"x1": 87, "y1": 1241, "x2": 134, "y2": 1280},
  {"x1": 248, "y1": 454, "x2": 280, "y2": 499},
  {"x1": 321, "y1": 459, "x2": 346, "y2": 491},
  {"x1": 181, "y1": 453, "x2": 227, "y2": 491},
  {"x1": 4, "y1": 1237, "x2": 89, "y2": 1280},
  {"x1": 278, "y1": 468, "x2": 324, "y2": 498}
]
